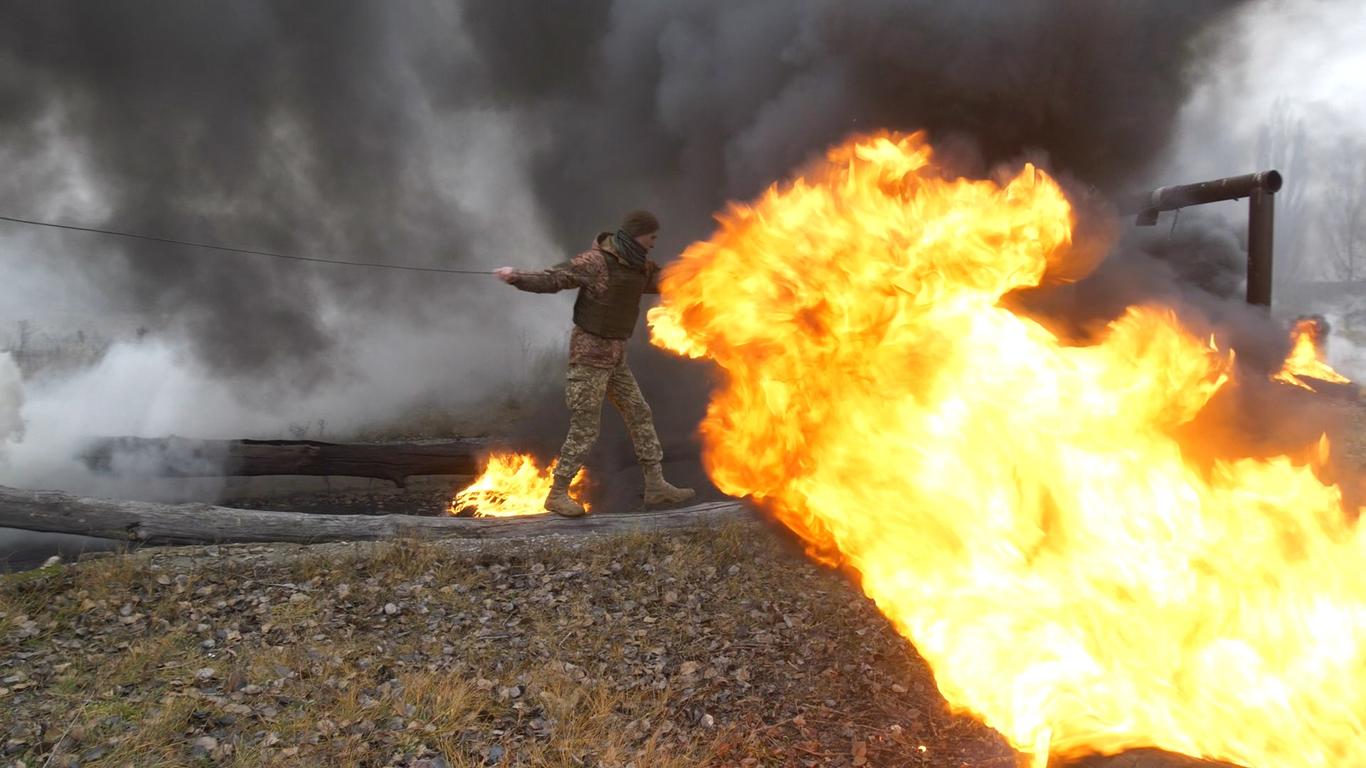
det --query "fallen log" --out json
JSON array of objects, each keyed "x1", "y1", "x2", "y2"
[
  {"x1": 0, "y1": 484, "x2": 748, "y2": 545},
  {"x1": 79, "y1": 436, "x2": 489, "y2": 487},
  {"x1": 1291, "y1": 376, "x2": 1361, "y2": 401},
  {"x1": 1067, "y1": 748, "x2": 1243, "y2": 768}
]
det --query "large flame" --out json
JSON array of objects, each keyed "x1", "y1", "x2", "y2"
[
  {"x1": 1273, "y1": 317, "x2": 1351, "y2": 392},
  {"x1": 449, "y1": 452, "x2": 590, "y2": 517},
  {"x1": 648, "y1": 132, "x2": 1366, "y2": 767}
]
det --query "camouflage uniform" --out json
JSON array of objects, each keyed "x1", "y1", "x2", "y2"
[
  {"x1": 558, "y1": 362, "x2": 663, "y2": 480},
  {"x1": 507, "y1": 233, "x2": 665, "y2": 482}
]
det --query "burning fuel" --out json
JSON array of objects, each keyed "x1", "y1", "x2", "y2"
[
  {"x1": 1273, "y1": 316, "x2": 1353, "y2": 393},
  {"x1": 649, "y1": 132, "x2": 1366, "y2": 767},
  {"x1": 449, "y1": 452, "x2": 590, "y2": 517}
]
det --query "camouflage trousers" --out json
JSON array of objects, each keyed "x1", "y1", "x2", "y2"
[{"x1": 554, "y1": 362, "x2": 663, "y2": 481}]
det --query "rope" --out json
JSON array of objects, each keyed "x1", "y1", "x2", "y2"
[{"x1": 0, "y1": 213, "x2": 496, "y2": 275}]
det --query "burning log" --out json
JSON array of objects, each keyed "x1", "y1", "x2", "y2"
[
  {"x1": 1288, "y1": 377, "x2": 1361, "y2": 401},
  {"x1": 1272, "y1": 315, "x2": 1358, "y2": 398},
  {"x1": 79, "y1": 436, "x2": 488, "y2": 487},
  {"x1": 1067, "y1": 749, "x2": 1244, "y2": 768},
  {"x1": 0, "y1": 483, "x2": 746, "y2": 545}
]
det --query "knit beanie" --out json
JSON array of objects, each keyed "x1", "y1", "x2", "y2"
[{"x1": 620, "y1": 209, "x2": 660, "y2": 238}]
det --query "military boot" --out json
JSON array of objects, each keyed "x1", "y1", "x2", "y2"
[
  {"x1": 544, "y1": 475, "x2": 586, "y2": 518},
  {"x1": 642, "y1": 462, "x2": 695, "y2": 507}
]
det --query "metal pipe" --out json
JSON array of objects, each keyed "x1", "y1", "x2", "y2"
[
  {"x1": 1124, "y1": 170, "x2": 1283, "y2": 218},
  {"x1": 1247, "y1": 187, "x2": 1275, "y2": 306},
  {"x1": 1122, "y1": 169, "x2": 1282, "y2": 307}
]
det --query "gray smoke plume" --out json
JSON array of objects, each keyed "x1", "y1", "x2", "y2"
[
  {"x1": 0, "y1": 1, "x2": 496, "y2": 386},
  {"x1": 0, "y1": 0, "x2": 1248, "y2": 384},
  {"x1": 6, "y1": 1, "x2": 1303, "y2": 519},
  {"x1": 460, "y1": 0, "x2": 1245, "y2": 249},
  {"x1": 0, "y1": 0, "x2": 578, "y2": 529}
]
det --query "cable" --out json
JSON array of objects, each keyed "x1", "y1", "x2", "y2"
[{"x1": 0, "y1": 213, "x2": 496, "y2": 275}]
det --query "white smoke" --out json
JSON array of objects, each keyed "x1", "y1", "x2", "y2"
[
  {"x1": 1321, "y1": 313, "x2": 1366, "y2": 384},
  {"x1": 0, "y1": 315, "x2": 565, "y2": 498},
  {"x1": 0, "y1": 101, "x2": 580, "y2": 498},
  {"x1": 0, "y1": 352, "x2": 22, "y2": 448},
  {"x1": 1157, "y1": 0, "x2": 1366, "y2": 292}
]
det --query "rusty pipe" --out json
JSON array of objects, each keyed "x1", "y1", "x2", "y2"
[
  {"x1": 1247, "y1": 185, "x2": 1274, "y2": 306},
  {"x1": 1121, "y1": 170, "x2": 1282, "y2": 307},
  {"x1": 1123, "y1": 171, "x2": 1283, "y2": 218}
]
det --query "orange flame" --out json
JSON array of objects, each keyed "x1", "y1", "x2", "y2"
[
  {"x1": 448, "y1": 452, "x2": 590, "y2": 517},
  {"x1": 1272, "y1": 318, "x2": 1351, "y2": 392},
  {"x1": 649, "y1": 132, "x2": 1366, "y2": 767}
]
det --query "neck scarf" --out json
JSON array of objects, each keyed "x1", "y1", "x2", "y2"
[{"x1": 612, "y1": 228, "x2": 648, "y2": 269}]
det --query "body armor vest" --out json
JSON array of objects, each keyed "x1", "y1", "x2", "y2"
[{"x1": 573, "y1": 250, "x2": 649, "y2": 340}]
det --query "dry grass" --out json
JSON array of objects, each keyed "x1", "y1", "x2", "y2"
[{"x1": 1, "y1": 521, "x2": 1016, "y2": 767}]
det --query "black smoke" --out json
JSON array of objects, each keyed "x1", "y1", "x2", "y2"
[
  {"x1": 0, "y1": 1, "x2": 479, "y2": 385},
  {"x1": 459, "y1": 0, "x2": 1246, "y2": 250},
  {"x1": 1, "y1": 1, "x2": 1251, "y2": 383},
  {"x1": 8, "y1": 1, "x2": 1306, "y2": 514}
]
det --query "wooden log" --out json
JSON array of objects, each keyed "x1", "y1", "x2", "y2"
[
  {"x1": 0, "y1": 484, "x2": 748, "y2": 545},
  {"x1": 1294, "y1": 377, "x2": 1361, "y2": 401},
  {"x1": 79, "y1": 436, "x2": 489, "y2": 487},
  {"x1": 1064, "y1": 748, "x2": 1243, "y2": 768}
]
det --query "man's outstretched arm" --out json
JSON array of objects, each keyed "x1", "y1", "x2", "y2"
[{"x1": 495, "y1": 253, "x2": 603, "y2": 293}]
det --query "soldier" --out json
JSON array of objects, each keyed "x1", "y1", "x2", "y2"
[{"x1": 494, "y1": 210, "x2": 696, "y2": 517}]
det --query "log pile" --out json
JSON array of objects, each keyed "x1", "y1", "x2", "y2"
[{"x1": 79, "y1": 436, "x2": 488, "y2": 487}]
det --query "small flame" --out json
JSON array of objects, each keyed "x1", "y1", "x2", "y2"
[
  {"x1": 448, "y1": 452, "x2": 590, "y2": 517},
  {"x1": 1273, "y1": 317, "x2": 1351, "y2": 392}
]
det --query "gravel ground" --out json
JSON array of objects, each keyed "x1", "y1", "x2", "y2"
[{"x1": 1, "y1": 518, "x2": 1018, "y2": 768}]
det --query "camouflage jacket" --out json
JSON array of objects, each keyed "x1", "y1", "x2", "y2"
[{"x1": 509, "y1": 233, "x2": 662, "y2": 368}]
